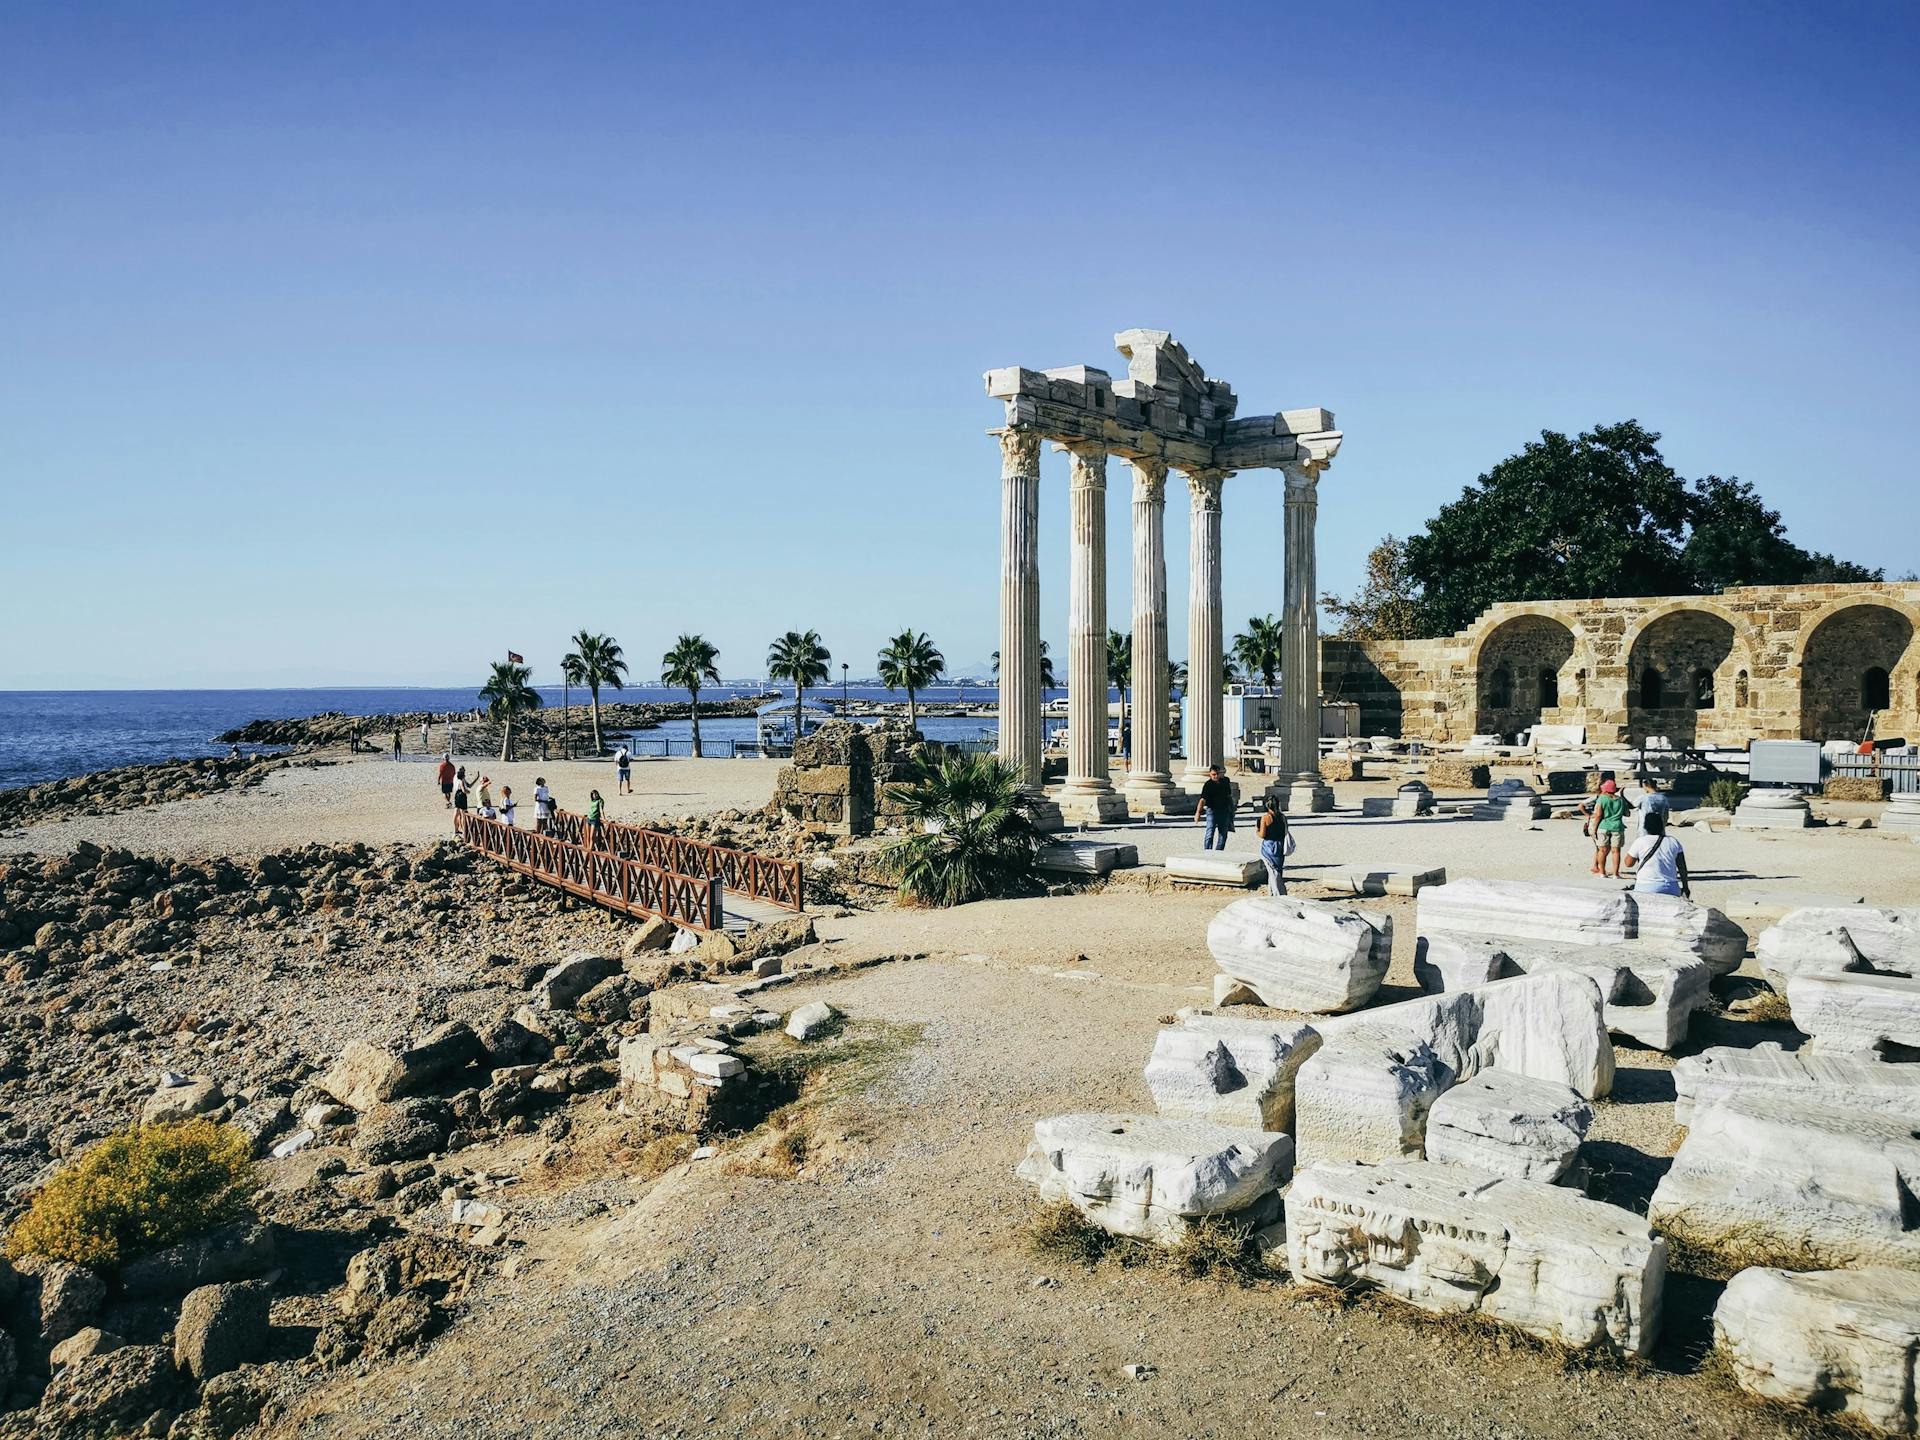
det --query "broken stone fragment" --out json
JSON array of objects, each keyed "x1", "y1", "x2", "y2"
[
  {"x1": 318, "y1": 1021, "x2": 481, "y2": 1111},
  {"x1": 784, "y1": 1001, "x2": 840, "y2": 1041},
  {"x1": 1205, "y1": 896, "x2": 1391, "y2": 1014},
  {"x1": 1142, "y1": 1014, "x2": 1322, "y2": 1132},
  {"x1": 1424, "y1": 1069, "x2": 1593, "y2": 1183}
]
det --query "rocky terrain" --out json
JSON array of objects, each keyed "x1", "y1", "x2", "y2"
[
  {"x1": 216, "y1": 698, "x2": 775, "y2": 751},
  {"x1": 0, "y1": 757, "x2": 293, "y2": 833}
]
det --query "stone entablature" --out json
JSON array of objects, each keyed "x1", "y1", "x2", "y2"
[{"x1": 1322, "y1": 583, "x2": 1920, "y2": 747}]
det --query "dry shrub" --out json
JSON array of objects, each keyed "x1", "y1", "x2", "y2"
[
  {"x1": 1025, "y1": 1201, "x2": 1110, "y2": 1267},
  {"x1": 1657, "y1": 1220, "x2": 1836, "y2": 1281},
  {"x1": 1740, "y1": 990, "x2": 1794, "y2": 1025},
  {"x1": 7, "y1": 1119, "x2": 253, "y2": 1269},
  {"x1": 627, "y1": 1132, "x2": 698, "y2": 1182},
  {"x1": 1024, "y1": 1204, "x2": 1276, "y2": 1284}
]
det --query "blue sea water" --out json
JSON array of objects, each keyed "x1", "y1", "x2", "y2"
[{"x1": 0, "y1": 685, "x2": 1061, "y2": 790}]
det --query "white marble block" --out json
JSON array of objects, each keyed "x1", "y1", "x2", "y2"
[
  {"x1": 1035, "y1": 840, "x2": 1139, "y2": 876},
  {"x1": 1419, "y1": 878, "x2": 1633, "y2": 950},
  {"x1": 1206, "y1": 896, "x2": 1392, "y2": 1014},
  {"x1": 1141, "y1": 1014, "x2": 1322, "y2": 1132},
  {"x1": 1757, "y1": 905, "x2": 1920, "y2": 989},
  {"x1": 1360, "y1": 781, "x2": 1435, "y2": 819},
  {"x1": 1579, "y1": 947, "x2": 1713, "y2": 1051},
  {"x1": 1787, "y1": 969, "x2": 1920, "y2": 1056},
  {"x1": 1733, "y1": 787, "x2": 1813, "y2": 829},
  {"x1": 1714, "y1": 1266, "x2": 1920, "y2": 1437},
  {"x1": 1472, "y1": 778, "x2": 1549, "y2": 821},
  {"x1": 1293, "y1": 1037, "x2": 1446, "y2": 1166},
  {"x1": 1334, "y1": 865, "x2": 1447, "y2": 897},
  {"x1": 1648, "y1": 1091, "x2": 1920, "y2": 1270},
  {"x1": 1313, "y1": 969, "x2": 1616, "y2": 1100},
  {"x1": 1412, "y1": 934, "x2": 1516, "y2": 994},
  {"x1": 1015, "y1": 1113, "x2": 1293, "y2": 1243},
  {"x1": 1166, "y1": 853, "x2": 1265, "y2": 887},
  {"x1": 1673, "y1": 1042, "x2": 1920, "y2": 1126},
  {"x1": 1287, "y1": 1161, "x2": 1666, "y2": 1357},
  {"x1": 1424, "y1": 1070, "x2": 1594, "y2": 1183},
  {"x1": 1883, "y1": 792, "x2": 1920, "y2": 836},
  {"x1": 1626, "y1": 892, "x2": 1749, "y2": 975}
]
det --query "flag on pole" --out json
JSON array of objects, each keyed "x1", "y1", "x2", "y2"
[{"x1": 507, "y1": 651, "x2": 524, "y2": 664}]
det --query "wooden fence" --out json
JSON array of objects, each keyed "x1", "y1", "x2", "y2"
[
  {"x1": 545, "y1": 810, "x2": 804, "y2": 911},
  {"x1": 455, "y1": 811, "x2": 723, "y2": 931}
]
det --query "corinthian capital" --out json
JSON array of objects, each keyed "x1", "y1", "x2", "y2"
[
  {"x1": 996, "y1": 428, "x2": 1042, "y2": 477},
  {"x1": 1059, "y1": 442, "x2": 1108, "y2": 491},
  {"x1": 1183, "y1": 467, "x2": 1229, "y2": 513},
  {"x1": 1283, "y1": 465, "x2": 1319, "y2": 505},
  {"x1": 1129, "y1": 457, "x2": 1168, "y2": 505}
]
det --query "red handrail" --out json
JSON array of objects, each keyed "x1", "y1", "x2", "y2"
[
  {"x1": 544, "y1": 809, "x2": 803, "y2": 911},
  {"x1": 455, "y1": 811, "x2": 723, "y2": 931}
]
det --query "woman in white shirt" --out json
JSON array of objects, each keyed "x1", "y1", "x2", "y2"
[{"x1": 1624, "y1": 811, "x2": 1689, "y2": 897}]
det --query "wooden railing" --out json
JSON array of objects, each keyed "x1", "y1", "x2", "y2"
[
  {"x1": 455, "y1": 812, "x2": 723, "y2": 931},
  {"x1": 545, "y1": 810, "x2": 804, "y2": 911}
]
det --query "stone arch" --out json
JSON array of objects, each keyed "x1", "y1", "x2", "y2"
[
  {"x1": 1472, "y1": 614, "x2": 1580, "y2": 737},
  {"x1": 1796, "y1": 599, "x2": 1920, "y2": 741},
  {"x1": 1626, "y1": 605, "x2": 1753, "y2": 747}
]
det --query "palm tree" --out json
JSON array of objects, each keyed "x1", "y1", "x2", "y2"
[
  {"x1": 882, "y1": 752, "x2": 1039, "y2": 906},
  {"x1": 560, "y1": 631, "x2": 628, "y2": 757},
  {"x1": 661, "y1": 634, "x2": 722, "y2": 758},
  {"x1": 559, "y1": 652, "x2": 587, "y2": 759},
  {"x1": 876, "y1": 629, "x2": 945, "y2": 735},
  {"x1": 991, "y1": 641, "x2": 1059, "y2": 691},
  {"x1": 766, "y1": 629, "x2": 831, "y2": 747},
  {"x1": 1106, "y1": 630, "x2": 1132, "y2": 758},
  {"x1": 1169, "y1": 659, "x2": 1188, "y2": 696},
  {"x1": 479, "y1": 661, "x2": 542, "y2": 762},
  {"x1": 1232, "y1": 615, "x2": 1284, "y2": 691}
]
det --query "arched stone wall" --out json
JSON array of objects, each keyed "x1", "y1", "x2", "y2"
[
  {"x1": 1625, "y1": 608, "x2": 1753, "y2": 747},
  {"x1": 1796, "y1": 601, "x2": 1920, "y2": 741},
  {"x1": 1473, "y1": 615, "x2": 1579, "y2": 737}
]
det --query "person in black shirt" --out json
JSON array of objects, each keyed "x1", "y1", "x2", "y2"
[{"x1": 1194, "y1": 764, "x2": 1235, "y2": 850}]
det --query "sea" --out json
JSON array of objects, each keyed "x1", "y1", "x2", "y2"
[{"x1": 0, "y1": 685, "x2": 1087, "y2": 790}]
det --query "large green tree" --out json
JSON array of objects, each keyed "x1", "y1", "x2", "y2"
[
  {"x1": 479, "y1": 661, "x2": 542, "y2": 763},
  {"x1": 1398, "y1": 420, "x2": 1879, "y2": 637},
  {"x1": 766, "y1": 629, "x2": 831, "y2": 745},
  {"x1": 1231, "y1": 616, "x2": 1283, "y2": 690},
  {"x1": 560, "y1": 631, "x2": 628, "y2": 757},
  {"x1": 1322, "y1": 536, "x2": 1424, "y2": 641},
  {"x1": 1105, "y1": 630, "x2": 1131, "y2": 757}
]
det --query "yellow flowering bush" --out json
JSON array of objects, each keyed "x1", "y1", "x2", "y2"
[{"x1": 6, "y1": 1119, "x2": 254, "y2": 1269}]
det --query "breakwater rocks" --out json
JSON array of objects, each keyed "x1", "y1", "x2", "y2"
[
  {"x1": 218, "y1": 697, "x2": 777, "y2": 751},
  {"x1": 0, "y1": 756, "x2": 289, "y2": 832}
]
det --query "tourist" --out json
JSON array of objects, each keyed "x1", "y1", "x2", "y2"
[
  {"x1": 534, "y1": 777, "x2": 553, "y2": 833},
  {"x1": 420, "y1": 720, "x2": 430, "y2": 753},
  {"x1": 500, "y1": 784, "x2": 516, "y2": 827},
  {"x1": 1254, "y1": 794, "x2": 1291, "y2": 895},
  {"x1": 1637, "y1": 783, "x2": 1671, "y2": 835},
  {"x1": 616, "y1": 743, "x2": 632, "y2": 795},
  {"x1": 436, "y1": 753, "x2": 456, "y2": 809},
  {"x1": 1581, "y1": 779, "x2": 1628, "y2": 878},
  {"x1": 1625, "y1": 810, "x2": 1690, "y2": 897},
  {"x1": 391, "y1": 728, "x2": 402, "y2": 760},
  {"x1": 1194, "y1": 764, "x2": 1236, "y2": 851},
  {"x1": 477, "y1": 774, "x2": 495, "y2": 819},
  {"x1": 451, "y1": 766, "x2": 472, "y2": 827},
  {"x1": 586, "y1": 788, "x2": 605, "y2": 850}
]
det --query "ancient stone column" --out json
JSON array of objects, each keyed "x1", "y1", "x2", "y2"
[
  {"x1": 995, "y1": 430, "x2": 1047, "y2": 801},
  {"x1": 1123, "y1": 458, "x2": 1185, "y2": 813},
  {"x1": 1058, "y1": 444, "x2": 1128, "y2": 824},
  {"x1": 1181, "y1": 469, "x2": 1229, "y2": 792},
  {"x1": 1276, "y1": 465, "x2": 1334, "y2": 811}
]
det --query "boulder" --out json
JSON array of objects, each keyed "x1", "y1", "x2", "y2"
[
  {"x1": 37, "y1": 1344, "x2": 178, "y2": 1437},
  {"x1": 1649, "y1": 1091, "x2": 1920, "y2": 1270},
  {"x1": 1293, "y1": 1035, "x2": 1446, "y2": 1166},
  {"x1": 1424, "y1": 1070, "x2": 1593, "y2": 1183},
  {"x1": 621, "y1": 915, "x2": 677, "y2": 958},
  {"x1": 1787, "y1": 969, "x2": 1920, "y2": 1056},
  {"x1": 1714, "y1": 1266, "x2": 1920, "y2": 1436},
  {"x1": 118, "y1": 1222, "x2": 276, "y2": 1298},
  {"x1": 27, "y1": 1259, "x2": 105, "y2": 1345},
  {"x1": 1674, "y1": 1043, "x2": 1920, "y2": 1125},
  {"x1": 1756, "y1": 905, "x2": 1920, "y2": 989},
  {"x1": 139, "y1": 1075, "x2": 224, "y2": 1127},
  {"x1": 1206, "y1": 897, "x2": 1392, "y2": 1014},
  {"x1": 173, "y1": 1280, "x2": 271, "y2": 1380},
  {"x1": 1141, "y1": 1015, "x2": 1322, "y2": 1132},
  {"x1": 49, "y1": 1326, "x2": 123, "y2": 1368},
  {"x1": 784, "y1": 1001, "x2": 840, "y2": 1041},
  {"x1": 1016, "y1": 1113, "x2": 1293, "y2": 1243},
  {"x1": 475, "y1": 1013, "x2": 549, "y2": 1069},
  {"x1": 318, "y1": 1021, "x2": 480, "y2": 1111},
  {"x1": 536, "y1": 952, "x2": 619, "y2": 1010},
  {"x1": 1287, "y1": 1160, "x2": 1666, "y2": 1356},
  {"x1": 352, "y1": 1098, "x2": 449, "y2": 1164}
]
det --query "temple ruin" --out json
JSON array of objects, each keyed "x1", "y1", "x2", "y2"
[
  {"x1": 985, "y1": 329, "x2": 1341, "y2": 825},
  {"x1": 1322, "y1": 582, "x2": 1920, "y2": 746}
]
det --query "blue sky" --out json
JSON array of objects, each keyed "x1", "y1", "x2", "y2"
[{"x1": 3, "y1": 1, "x2": 1915, "y2": 688}]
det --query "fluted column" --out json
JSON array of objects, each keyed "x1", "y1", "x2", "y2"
[
  {"x1": 1181, "y1": 469, "x2": 1228, "y2": 790},
  {"x1": 1276, "y1": 465, "x2": 1333, "y2": 811},
  {"x1": 1057, "y1": 443, "x2": 1127, "y2": 823},
  {"x1": 1123, "y1": 458, "x2": 1184, "y2": 813},
  {"x1": 996, "y1": 429, "x2": 1043, "y2": 785}
]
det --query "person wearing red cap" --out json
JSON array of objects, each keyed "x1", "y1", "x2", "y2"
[{"x1": 1581, "y1": 778, "x2": 1628, "y2": 878}]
